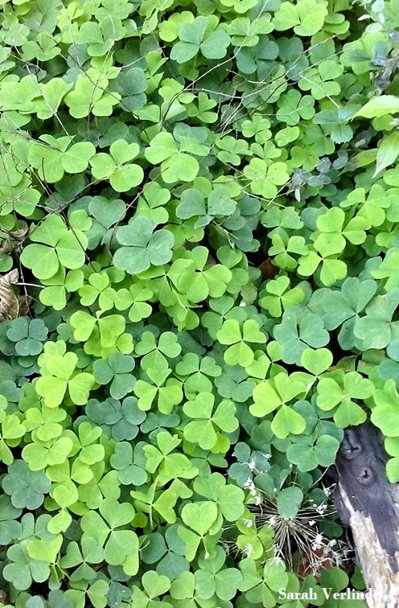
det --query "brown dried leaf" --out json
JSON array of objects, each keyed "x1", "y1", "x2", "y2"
[
  {"x1": 0, "y1": 269, "x2": 21, "y2": 320},
  {"x1": 258, "y1": 257, "x2": 279, "y2": 280}
]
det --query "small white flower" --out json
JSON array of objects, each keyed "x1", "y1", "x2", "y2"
[
  {"x1": 315, "y1": 503, "x2": 328, "y2": 515},
  {"x1": 309, "y1": 520, "x2": 316, "y2": 526},
  {"x1": 243, "y1": 519, "x2": 253, "y2": 528},
  {"x1": 312, "y1": 533, "x2": 324, "y2": 550}
]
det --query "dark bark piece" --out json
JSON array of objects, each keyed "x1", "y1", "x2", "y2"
[{"x1": 334, "y1": 423, "x2": 399, "y2": 607}]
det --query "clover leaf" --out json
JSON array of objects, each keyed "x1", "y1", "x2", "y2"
[
  {"x1": 260, "y1": 276, "x2": 304, "y2": 318},
  {"x1": 0, "y1": 496, "x2": 22, "y2": 545},
  {"x1": 20, "y1": 215, "x2": 88, "y2": 280},
  {"x1": 353, "y1": 289, "x2": 399, "y2": 350},
  {"x1": 135, "y1": 331, "x2": 181, "y2": 370},
  {"x1": 216, "y1": 319, "x2": 267, "y2": 367},
  {"x1": 195, "y1": 546, "x2": 242, "y2": 601},
  {"x1": 22, "y1": 436, "x2": 74, "y2": 471},
  {"x1": 2, "y1": 460, "x2": 51, "y2": 509},
  {"x1": 113, "y1": 216, "x2": 174, "y2": 275},
  {"x1": 28, "y1": 136, "x2": 95, "y2": 183},
  {"x1": 171, "y1": 17, "x2": 231, "y2": 63},
  {"x1": 273, "y1": 0, "x2": 328, "y2": 36},
  {"x1": 69, "y1": 310, "x2": 131, "y2": 357},
  {"x1": 194, "y1": 473, "x2": 245, "y2": 521},
  {"x1": 287, "y1": 434, "x2": 341, "y2": 472},
  {"x1": 36, "y1": 350, "x2": 94, "y2": 408},
  {"x1": 0, "y1": 397, "x2": 26, "y2": 465},
  {"x1": 144, "y1": 431, "x2": 198, "y2": 486},
  {"x1": 250, "y1": 372, "x2": 306, "y2": 438},
  {"x1": 85, "y1": 396, "x2": 145, "y2": 441},
  {"x1": 93, "y1": 353, "x2": 135, "y2": 399},
  {"x1": 131, "y1": 570, "x2": 171, "y2": 607},
  {"x1": 183, "y1": 392, "x2": 238, "y2": 450},
  {"x1": 3, "y1": 542, "x2": 50, "y2": 591},
  {"x1": 7, "y1": 317, "x2": 48, "y2": 356},
  {"x1": 134, "y1": 367, "x2": 183, "y2": 414},
  {"x1": 110, "y1": 441, "x2": 147, "y2": 486},
  {"x1": 273, "y1": 310, "x2": 330, "y2": 365},
  {"x1": 168, "y1": 246, "x2": 233, "y2": 304},
  {"x1": 110, "y1": 67, "x2": 148, "y2": 111},
  {"x1": 90, "y1": 140, "x2": 144, "y2": 192},
  {"x1": 145, "y1": 132, "x2": 201, "y2": 183},
  {"x1": 81, "y1": 498, "x2": 139, "y2": 575},
  {"x1": 65, "y1": 69, "x2": 121, "y2": 118},
  {"x1": 316, "y1": 371, "x2": 373, "y2": 427},
  {"x1": 176, "y1": 187, "x2": 237, "y2": 228},
  {"x1": 244, "y1": 159, "x2": 290, "y2": 200}
]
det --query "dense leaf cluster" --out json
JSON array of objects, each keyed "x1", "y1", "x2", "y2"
[{"x1": 1, "y1": 0, "x2": 398, "y2": 606}]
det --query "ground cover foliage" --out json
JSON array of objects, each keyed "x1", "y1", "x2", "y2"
[{"x1": 0, "y1": 0, "x2": 399, "y2": 605}]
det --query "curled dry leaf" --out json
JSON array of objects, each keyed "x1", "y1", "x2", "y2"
[{"x1": 0, "y1": 270, "x2": 22, "y2": 321}]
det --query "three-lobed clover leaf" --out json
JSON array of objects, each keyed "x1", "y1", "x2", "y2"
[
  {"x1": 81, "y1": 498, "x2": 139, "y2": 575},
  {"x1": 22, "y1": 435, "x2": 74, "y2": 471},
  {"x1": 3, "y1": 542, "x2": 51, "y2": 591},
  {"x1": 353, "y1": 289, "x2": 399, "y2": 351},
  {"x1": 316, "y1": 371, "x2": 373, "y2": 427},
  {"x1": 183, "y1": 392, "x2": 239, "y2": 450},
  {"x1": 250, "y1": 372, "x2": 306, "y2": 438},
  {"x1": 7, "y1": 317, "x2": 48, "y2": 356},
  {"x1": 69, "y1": 310, "x2": 132, "y2": 357},
  {"x1": 93, "y1": 353, "x2": 135, "y2": 399},
  {"x1": 145, "y1": 132, "x2": 202, "y2": 183},
  {"x1": 135, "y1": 331, "x2": 181, "y2": 370},
  {"x1": 28, "y1": 135, "x2": 95, "y2": 183},
  {"x1": 179, "y1": 500, "x2": 218, "y2": 561},
  {"x1": 194, "y1": 473, "x2": 245, "y2": 522},
  {"x1": 171, "y1": 16, "x2": 231, "y2": 63},
  {"x1": 195, "y1": 545, "x2": 242, "y2": 601},
  {"x1": 273, "y1": 0, "x2": 328, "y2": 36},
  {"x1": 168, "y1": 246, "x2": 233, "y2": 304},
  {"x1": 0, "y1": 495, "x2": 22, "y2": 546},
  {"x1": 260, "y1": 276, "x2": 304, "y2": 318},
  {"x1": 65, "y1": 68, "x2": 121, "y2": 118},
  {"x1": 244, "y1": 159, "x2": 290, "y2": 200},
  {"x1": 110, "y1": 441, "x2": 147, "y2": 486},
  {"x1": 273, "y1": 309, "x2": 330, "y2": 365},
  {"x1": 144, "y1": 431, "x2": 198, "y2": 486},
  {"x1": 111, "y1": 67, "x2": 148, "y2": 111},
  {"x1": 176, "y1": 352, "x2": 222, "y2": 395},
  {"x1": 85, "y1": 396, "x2": 145, "y2": 441},
  {"x1": 131, "y1": 570, "x2": 171, "y2": 607},
  {"x1": 2, "y1": 460, "x2": 51, "y2": 509},
  {"x1": 90, "y1": 140, "x2": 144, "y2": 192},
  {"x1": 20, "y1": 214, "x2": 88, "y2": 280},
  {"x1": 134, "y1": 367, "x2": 183, "y2": 414},
  {"x1": 217, "y1": 318, "x2": 267, "y2": 367},
  {"x1": 113, "y1": 216, "x2": 174, "y2": 275},
  {"x1": 176, "y1": 187, "x2": 237, "y2": 228},
  {"x1": 36, "y1": 349, "x2": 94, "y2": 408}
]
